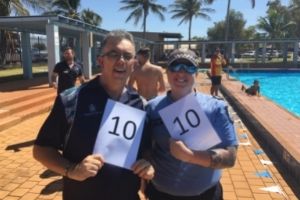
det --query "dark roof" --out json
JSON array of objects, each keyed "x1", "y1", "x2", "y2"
[
  {"x1": 130, "y1": 31, "x2": 182, "y2": 39},
  {"x1": 0, "y1": 15, "x2": 151, "y2": 43},
  {"x1": 158, "y1": 32, "x2": 183, "y2": 39},
  {"x1": 0, "y1": 15, "x2": 107, "y2": 37}
]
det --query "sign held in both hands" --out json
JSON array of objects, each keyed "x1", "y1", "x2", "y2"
[{"x1": 93, "y1": 99, "x2": 146, "y2": 170}]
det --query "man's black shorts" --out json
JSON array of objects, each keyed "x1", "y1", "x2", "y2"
[{"x1": 211, "y1": 76, "x2": 222, "y2": 86}]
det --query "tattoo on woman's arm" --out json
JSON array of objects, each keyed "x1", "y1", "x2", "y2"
[{"x1": 209, "y1": 146, "x2": 237, "y2": 169}]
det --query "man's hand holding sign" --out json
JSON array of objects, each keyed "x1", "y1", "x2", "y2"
[{"x1": 93, "y1": 99, "x2": 154, "y2": 180}]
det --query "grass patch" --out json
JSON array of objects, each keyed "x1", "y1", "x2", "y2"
[
  {"x1": 0, "y1": 63, "x2": 101, "y2": 81},
  {"x1": 0, "y1": 63, "x2": 48, "y2": 78}
]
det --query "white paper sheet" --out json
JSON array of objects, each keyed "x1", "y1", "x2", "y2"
[
  {"x1": 158, "y1": 93, "x2": 221, "y2": 150},
  {"x1": 259, "y1": 185, "x2": 285, "y2": 196},
  {"x1": 93, "y1": 99, "x2": 146, "y2": 170}
]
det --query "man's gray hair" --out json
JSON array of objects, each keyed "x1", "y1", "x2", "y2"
[{"x1": 101, "y1": 30, "x2": 135, "y2": 53}]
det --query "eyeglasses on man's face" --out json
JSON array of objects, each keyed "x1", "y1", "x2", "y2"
[
  {"x1": 168, "y1": 64, "x2": 198, "y2": 74},
  {"x1": 102, "y1": 51, "x2": 134, "y2": 61}
]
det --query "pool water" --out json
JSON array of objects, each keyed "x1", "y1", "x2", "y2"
[{"x1": 229, "y1": 70, "x2": 300, "y2": 117}]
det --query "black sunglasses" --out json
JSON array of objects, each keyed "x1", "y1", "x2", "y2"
[{"x1": 169, "y1": 64, "x2": 198, "y2": 74}]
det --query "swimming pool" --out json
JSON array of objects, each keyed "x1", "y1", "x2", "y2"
[{"x1": 229, "y1": 70, "x2": 300, "y2": 117}]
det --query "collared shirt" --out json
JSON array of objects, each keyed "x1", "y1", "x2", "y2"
[
  {"x1": 146, "y1": 91, "x2": 238, "y2": 196},
  {"x1": 35, "y1": 76, "x2": 149, "y2": 200},
  {"x1": 53, "y1": 60, "x2": 83, "y2": 94}
]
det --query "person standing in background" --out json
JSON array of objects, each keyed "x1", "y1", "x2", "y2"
[
  {"x1": 128, "y1": 47, "x2": 166, "y2": 100},
  {"x1": 210, "y1": 48, "x2": 226, "y2": 97},
  {"x1": 51, "y1": 47, "x2": 85, "y2": 94}
]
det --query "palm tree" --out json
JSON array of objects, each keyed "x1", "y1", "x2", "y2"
[
  {"x1": 224, "y1": 0, "x2": 255, "y2": 41},
  {"x1": 81, "y1": 9, "x2": 102, "y2": 27},
  {"x1": 289, "y1": 0, "x2": 300, "y2": 37},
  {"x1": 201, "y1": 0, "x2": 255, "y2": 56},
  {"x1": 43, "y1": 1, "x2": 102, "y2": 27},
  {"x1": 44, "y1": 0, "x2": 81, "y2": 20},
  {"x1": 257, "y1": 8, "x2": 295, "y2": 62},
  {"x1": 257, "y1": 9, "x2": 295, "y2": 39},
  {"x1": 0, "y1": 0, "x2": 48, "y2": 16},
  {"x1": 119, "y1": 0, "x2": 166, "y2": 39},
  {"x1": 170, "y1": 0, "x2": 214, "y2": 42}
]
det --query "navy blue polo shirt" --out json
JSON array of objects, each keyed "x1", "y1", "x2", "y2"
[
  {"x1": 35, "y1": 76, "x2": 149, "y2": 200},
  {"x1": 53, "y1": 60, "x2": 83, "y2": 94}
]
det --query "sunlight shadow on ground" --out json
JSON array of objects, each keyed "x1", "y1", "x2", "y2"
[
  {"x1": 41, "y1": 179, "x2": 63, "y2": 195},
  {"x1": 5, "y1": 140, "x2": 35, "y2": 152}
]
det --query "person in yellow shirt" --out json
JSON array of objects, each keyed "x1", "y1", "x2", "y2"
[{"x1": 210, "y1": 48, "x2": 227, "y2": 96}]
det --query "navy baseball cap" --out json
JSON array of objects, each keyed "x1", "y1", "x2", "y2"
[{"x1": 167, "y1": 49, "x2": 199, "y2": 67}]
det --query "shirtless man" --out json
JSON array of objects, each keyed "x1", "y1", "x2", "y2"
[{"x1": 128, "y1": 47, "x2": 166, "y2": 100}]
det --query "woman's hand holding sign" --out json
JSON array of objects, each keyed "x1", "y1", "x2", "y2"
[
  {"x1": 169, "y1": 139, "x2": 193, "y2": 162},
  {"x1": 169, "y1": 139, "x2": 212, "y2": 167},
  {"x1": 132, "y1": 159, "x2": 154, "y2": 180}
]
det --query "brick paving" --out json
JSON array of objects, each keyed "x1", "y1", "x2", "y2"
[{"x1": 0, "y1": 74, "x2": 299, "y2": 200}]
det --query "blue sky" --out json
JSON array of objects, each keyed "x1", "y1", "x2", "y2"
[{"x1": 80, "y1": 0, "x2": 289, "y2": 39}]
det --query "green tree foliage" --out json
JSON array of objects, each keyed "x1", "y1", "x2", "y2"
[
  {"x1": 192, "y1": 36, "x2": 207, "y2": 40},
  {"x1": 170, "y1": 0, "x2": 214, "y2": 42},
  {"x1": 206, "y1": 0, "x2": 255, "y2": 41},
  {"x1": 288, "y1": 0, "x2": 300, "y2": 37},
  {"x1": 0, "y1": 0, "x2": 48, "y2": 16},
  {"x1": 224, "y1": 0, "x2": 255, "y2": 41},
  {"x1": 207, "y1": 10, "x2": 254, "y2": 40},
  {"x1": 119, "y1": 0, "x2": 166, "y2": 39},
  {"x1": 257, "y1": 2, "x2": 295, "y2": 39},
  {"x1": 43, "y1": 0, "x2": 102, "y2": 27},
  {"x1": 43, "y1": 0, "x2": 81, "y2": 20},
  {"x1": 207, "y1": 10, "x2": 256, "y2": 54},
  {"x1": 81, "y1": 9, "x2": 102, "y2": 26}
]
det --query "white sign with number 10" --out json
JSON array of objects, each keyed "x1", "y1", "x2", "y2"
[
  {"x1": 93, "y1": 99, "x2": 146, "y2": 170},
  {"x1": 159, "y1": 93, "x2": 221, "y2": 150}
]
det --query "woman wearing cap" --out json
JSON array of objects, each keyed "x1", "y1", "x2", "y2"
[{"x1": 145, "y1": 49, "x2": 238, "y2": 200}]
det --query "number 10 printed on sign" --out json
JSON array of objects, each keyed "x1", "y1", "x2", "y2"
[
  {"x1": 159, "y1": 93, "x2": 221, "y2": 150},
  {"x1": 93, "y1": 99, "x2": 146, "y2": 169}
]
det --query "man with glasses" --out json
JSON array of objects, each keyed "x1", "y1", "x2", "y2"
[
  {"x1": 33, "y1": 30, "x2": 154, "y2": 200},
  {"x1": 128, "y1": 47, "x2": 166, "y2": 100},
  {"x1": 146, "y1": 49, "x2": 238, "y2": 200}
]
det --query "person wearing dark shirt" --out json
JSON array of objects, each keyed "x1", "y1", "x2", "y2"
[
  {"x1": 33, "y1": 30, "x2": 154, "y2": 200},
  {"x1": 51, "y1": 47, "x2": 85, "y2": 94}
]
